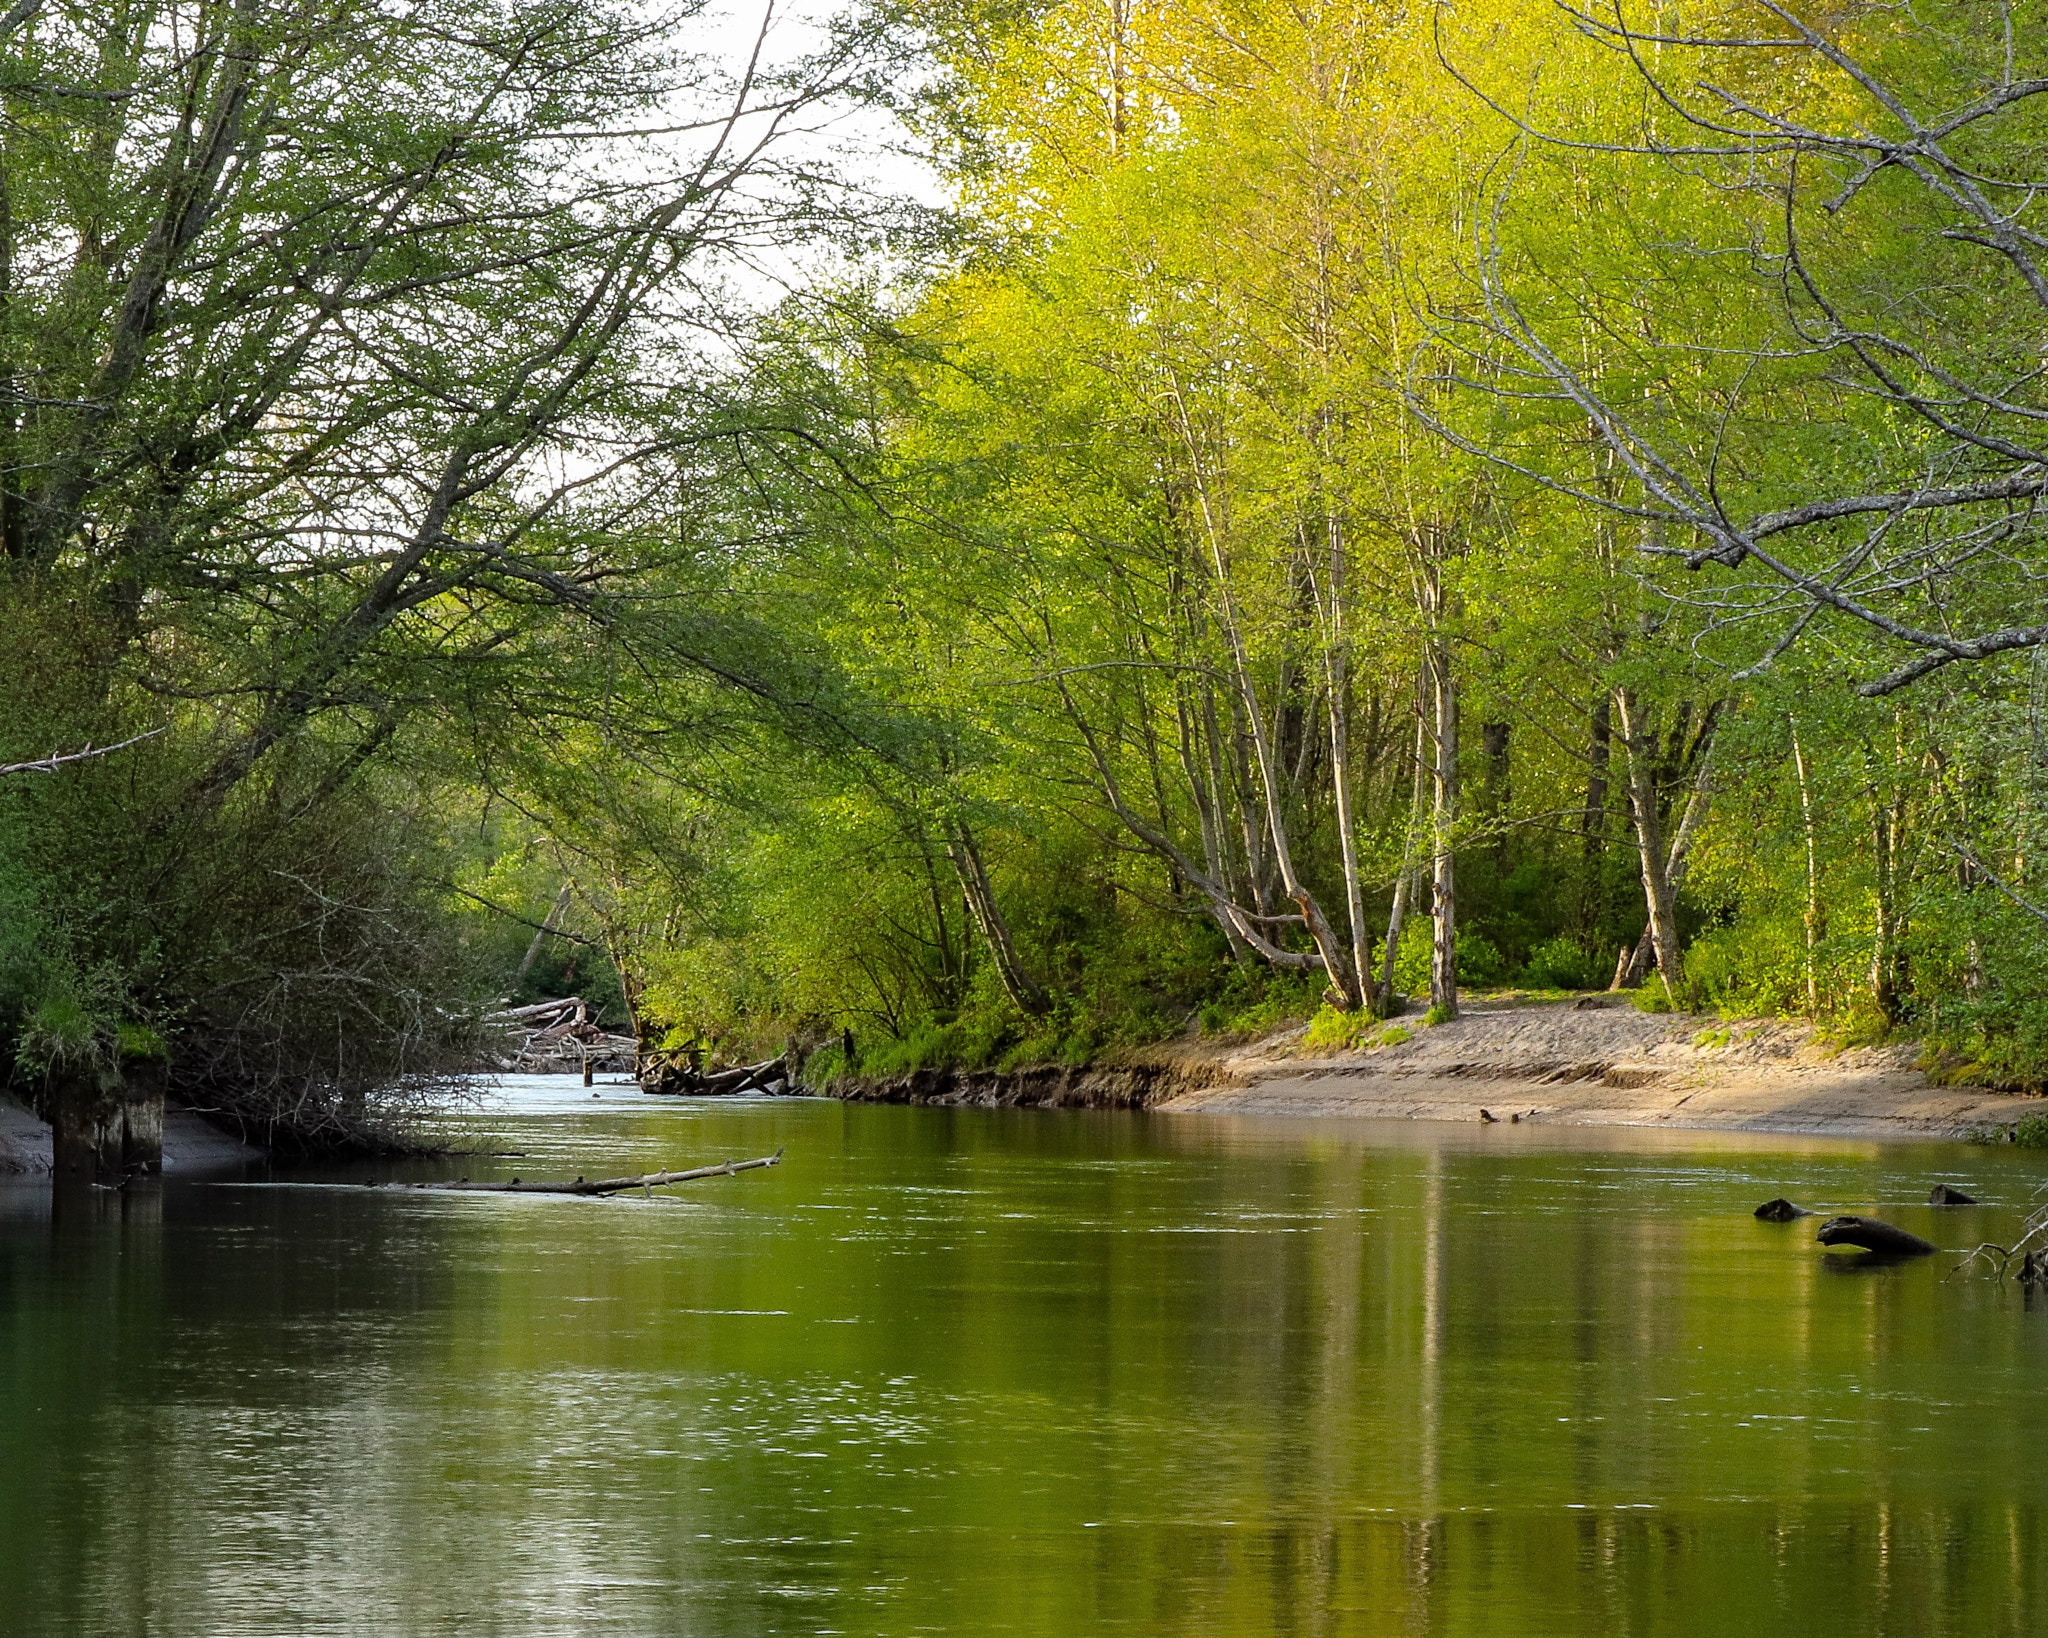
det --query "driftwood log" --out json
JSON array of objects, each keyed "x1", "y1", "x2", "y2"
[
  {"x1": 391, "y1": 1150, "x2": 782, "y2": 1195},
  {"x1": 1817, "y1": 1215, "x2": 1938, "y2": 1257},
  {"x1": 1754, "y1": 1198, "x2": 1811, "y2": 1222},
  {"x1": 1928, "y1": 1183, "x2": 1978, "y2": 1205}
]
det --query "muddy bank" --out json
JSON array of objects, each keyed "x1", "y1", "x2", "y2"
[
  {"x1": 828, "y1": 1047, "x2": 1248, "y2": 1111},
  {"x1": 827, "y1": 999, "x2": 2045, "y2": 1141},
  {"x1": 0, "y1": 1095, "x2": 263, "y2": 1176}
]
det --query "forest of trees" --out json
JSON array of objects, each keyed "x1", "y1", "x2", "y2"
[{"x1": 4, "y1": 0, "x2": 2048, "y2": 1146}]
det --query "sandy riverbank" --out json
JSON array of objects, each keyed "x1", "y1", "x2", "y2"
[
  {"x1": 830, "y1": 997, "x2": 2043, "y2": 1141},
  {"x1": 1151, "y1": 997, "x2": 2038, "y2": 1140}
]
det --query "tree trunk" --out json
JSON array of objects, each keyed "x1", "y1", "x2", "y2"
[
  {"x1": 1218, "y1": 589, "x2": 1357, "y2": 1007},
  {"x1": 1381, "y1": 676, "x2": 1430, "y2": 1013},
  {"x1": 1428, "y1": 633, "x2": 1459, "y2": 1018},
  {"x1": 1173, "y1": 390, "x2": 1358, "y2": 1009},
  {"x1": 1579, "y1": 697, "x2": 1610, "y2": 940},
  {"x1": 1869, "y1": 790, "x2": 1903, "y2": 1023},
  {"x1": 1323, "y1": 520, "x2": 1373, "y2": 1010},
  {"x1": 516, "y1": 882, "x2": 574, "y2": 983},
  {"x1": 1614, "y1": 688, "x2": 1684, "y2": 991},
  {"x1": 1790, "y1": 722, "x2": 1825, "y2": 1014},
  {"x1": 948, "y1": 826, "x2": 1051, "y2": 1016}
]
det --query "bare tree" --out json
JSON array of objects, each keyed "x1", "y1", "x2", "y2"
[{"x1": 1432, "y1": 0, "x2": 2048, "y2": 695}]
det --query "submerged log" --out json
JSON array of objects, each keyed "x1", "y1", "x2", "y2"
[
  {"x1": 1754, "y1": 1198, "x2": 1811, "y2": 1222},
  {"x1": 1816, "y1": 1215, "x2": 1938, "y2": 1257},
  {"x1": 395, "y1": 1150, "x2": 782, "y2": 1195},
  {"x1": 1928, "y1": 1183, "x2": 1978, "y2": 1205}
]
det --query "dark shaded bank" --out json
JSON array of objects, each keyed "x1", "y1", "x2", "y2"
[
  {"x1": 821, "y1": 1047, "x2": 1244, "y2": 1110},
  {"x1": 0, "y1": 1096, "x2": 263, "y2": 1176}
]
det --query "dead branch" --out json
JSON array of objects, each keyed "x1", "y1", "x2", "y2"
[
  {"x1": 393, "y1": 1149, "x2": 783, "y2": 1194},
  {"x1": 0, "y1": 727, "x2": 165, "y2": 777}
]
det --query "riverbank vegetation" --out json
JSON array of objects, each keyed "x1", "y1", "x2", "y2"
[{"x1": 5, "y1": 0, "x2": 2048, "y2": 1145}]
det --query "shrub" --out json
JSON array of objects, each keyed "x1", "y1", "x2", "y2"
[
  {"x1": 1391, "y1": 920, "x2": 1511, "y2": 994},
  {"x1": 1968, "y1": 1112, "x2": 2048, "y2": 1147},
  {"x1": 1521, "y1": 935, "x2": 1603, "y2": 991},
  {"x1": 1303, "y1": 1005, "x2": 1377, "y2": 1053}
]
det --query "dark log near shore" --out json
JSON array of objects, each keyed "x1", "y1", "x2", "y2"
[
  {"x1": 389, "y1": 1150, "x2": 782, "y2": 1195},
  {"x1": 1816, "y1": 1215, "x2": 1938, "y2": 1257}
]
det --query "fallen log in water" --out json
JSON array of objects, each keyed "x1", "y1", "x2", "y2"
[
  {"x1": 1816, "y1": 1215, "x2": 1938, "y2": 1257},
  {"x1": 391, "y1": 1149, "x2": 783, "y2": 1195}
]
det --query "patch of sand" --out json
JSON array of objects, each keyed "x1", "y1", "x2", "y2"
[{"x1": 1156, "y1": 997, "x2": 2042, "y2": 1140}]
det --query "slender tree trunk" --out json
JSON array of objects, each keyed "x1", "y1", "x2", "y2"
[
  {"x1": 1790, "y1": 722, "x2": 1824, "y2": 1014},
  {"x1": 1579, "y1": 697, "x2": 1611, "y2": 941},
  {"x1": 947, "y1": 826, "x2": 1051, "y2": 1017},
  {"x1": 516, "y1": 883, "x2": 575, "y2": 984},
  {"x1": 1868, "y1": 791, "x2": 1903, "y2": 1024},
  {"x1": 1382, "y1": 688, "x2": 1430, "y2": 1012},
  {"x1": 0, "y1": 162, "x2": 20, "y2": 563},
  {"x1": 1180, "y1": 442, "x2": 1359, "y2": 1009},
  {"x1": 1323, "y1": 516, "x2": 1373, "y2": 1009},
  {"x1": 1196, "y1": 685, "x2": 1253, "y2": 959},
  {"x1": 1427, "y1": 631, "x2": 1459, "y2": 1017},
  {"x1": 1614, "y1": 688, "x2": 1684, "y2": 991}
]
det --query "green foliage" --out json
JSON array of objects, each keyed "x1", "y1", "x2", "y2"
[
  {"x1": 1304, "y1": 1009, "x2": 1420, "y2": 1053},
  {"x1": 1303, "y1": 1006, "x2": 1375, "y2": 1053},
  {"x1": 11, "y1": 0, "x2": 2048, "y2": 1125},
  {"x1": 1520, "y1": 936, "x2": 1603, "y2": 992},
  {"x1": 1968, "y1": 1113, "x2": 2048, "y2": 1149}
]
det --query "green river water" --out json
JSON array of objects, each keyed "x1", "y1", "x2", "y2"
[{"x1": 5, "y1": 1082, "x2": 2048, "y2": 1636}]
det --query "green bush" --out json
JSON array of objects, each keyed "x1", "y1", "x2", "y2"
[
  {"x1": 1391, "y1": 920, "x2": 1511, "y2": 994},
  {"x1": 1680, "y1": 918, "x2": 1809, "y2": 1016},
  {"x1": 1521, "y1": 935, "x2": 1603, "y2": 991},
  {"x1": 1968, "y1": 1111, "x2": 2048, "y2": 1147},
  {"x1": 1303, "y1": 1005, "x2": 1377, "y2": 1053}
]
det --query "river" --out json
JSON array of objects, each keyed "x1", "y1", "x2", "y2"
[{"x1": 4, "y1": 1079, "x2": 2047, "y2": 1635}]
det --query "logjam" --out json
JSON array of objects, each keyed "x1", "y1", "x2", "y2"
[
  {"x1": 1816, "y1": 1215, "x2": 1937, "y2": 1257},
  {"x1": 639, "y1": 1052, "x2": 790, "y2": 1097},
  {"x1": 490, "y1": 996, "x2": 638, "y2": 1076},
  {"x1": 394, "y1": 1149, "x2": 782, "y2": 1195}
]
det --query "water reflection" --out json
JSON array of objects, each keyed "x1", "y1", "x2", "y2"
[{"x1": 1, "y1": 1097, "x2": 2046, "y2": 1634}]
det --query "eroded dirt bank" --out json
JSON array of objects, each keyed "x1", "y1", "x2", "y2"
[
  {"x1": 830, "y1": 999, "x2": 2044, "y2": 1140},
  {"x1": 829, "y1": 1050, "x2": 1249, "y2": 1111},
  {"x1": 0, "y1": 1097, "x2": 262, "y2": 1175}
]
